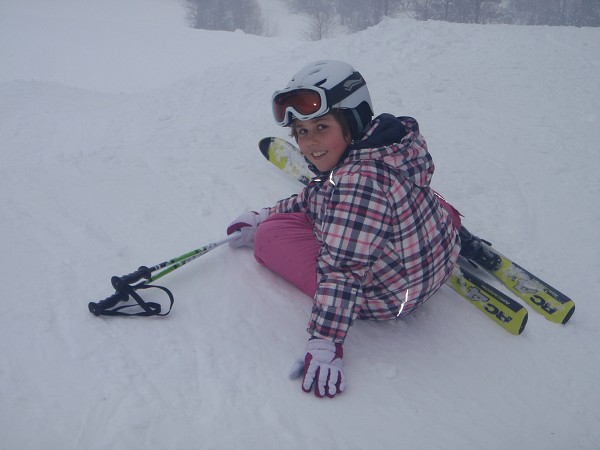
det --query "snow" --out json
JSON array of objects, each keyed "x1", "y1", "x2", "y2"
[{"x1": 1, "y1": 0, "x2": 599, "y2": 448}]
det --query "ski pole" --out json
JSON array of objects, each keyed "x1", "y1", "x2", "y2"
[{"x1": 88, "y1": 232, "x2": 240, "y2": 316}]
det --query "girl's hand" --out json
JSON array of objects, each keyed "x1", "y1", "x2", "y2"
[
  {"x1": 226, "y1": 209, "x2": 269, "y2": 248},
  {"x1": 300, "y1": 338, "x2": 346, "y2": 398}
]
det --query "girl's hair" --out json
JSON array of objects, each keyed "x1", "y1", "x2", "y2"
[{"x1": 289, "y1": 109, "x2": 352, "y2": 141}]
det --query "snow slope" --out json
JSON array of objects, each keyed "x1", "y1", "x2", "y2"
[{"x1": 1, "y1": 1, "x2": 600, "y2": 449}]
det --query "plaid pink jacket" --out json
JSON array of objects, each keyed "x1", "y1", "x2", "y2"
[{"x1": 271, "y1": 116, "x2": 460, "y2": 343}]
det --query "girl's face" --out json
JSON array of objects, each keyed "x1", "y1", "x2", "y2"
[{"x1": 295, "y1": 113, "x2": 351, "y2": 173}]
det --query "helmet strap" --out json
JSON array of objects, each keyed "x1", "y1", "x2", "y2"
[{"x1": 345, "y1": 102, "x2": 373, "y2": 140}]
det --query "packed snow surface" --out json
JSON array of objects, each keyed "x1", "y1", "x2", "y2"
[{"x1": 1, "y1": 0, "x2": 599, "y2": 449}]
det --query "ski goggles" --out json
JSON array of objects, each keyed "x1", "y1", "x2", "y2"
[
  {"x1": 272, "y1": 87, "x2": 328, "y2": 126},
  {"x1": 272, "y1": 71, "x2": 367, "y2": 126}
]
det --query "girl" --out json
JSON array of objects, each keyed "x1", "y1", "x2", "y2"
[{"x1": 227, "y1": 60, "x2": 475, "y2": 398}]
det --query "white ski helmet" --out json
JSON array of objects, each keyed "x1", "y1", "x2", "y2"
[{"x1": 272, "y1": 60, "x2": 374, "y2": 138}]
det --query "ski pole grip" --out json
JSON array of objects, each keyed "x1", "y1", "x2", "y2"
[
  {"x1": 88, "y1": 290, "x2": 129, "y2": 316},
  {"x1": 111, "y1": 266, "x2": 152, "y2": 291}
]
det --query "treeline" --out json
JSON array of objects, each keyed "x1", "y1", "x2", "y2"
[
  {"x1": 183, "y1": 0, "x2": 600, "y2": 37},
  {"x1": 403, "y1": 0, "x2": 600, "y2": 26},
  {"x1": 184, "y1": 0, "x2": 264, "y2": 34}
]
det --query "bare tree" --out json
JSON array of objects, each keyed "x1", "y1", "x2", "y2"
[
  {"x1": 412, "y1": 0, "x2": 441, "y2": 21},
  {"x1": 336, "y1": 0, "x2": 400, "y2": 31},
  {"x1": 301, "y1": 0, "x2": 336, "y2": 40},
  {"x1": 232, "y1": 0, "x2": 264, "y2": 34},
  {"x1": 184, "y1": 0, "x2": 264, "y2": 34},
  {"x1": 575, "y1": 0, "x2": 600, "y2": 26}
]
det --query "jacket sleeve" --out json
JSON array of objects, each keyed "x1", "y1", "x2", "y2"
[
  {"x1": 308, "y1": 167, "x2": 394, "y2": 343},
  {"x1": 269, "y1": 188, "x2": 310, "y2": 216}
]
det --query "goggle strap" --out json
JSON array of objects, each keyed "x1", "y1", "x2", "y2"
[{"x1": 324, "y1": 71, "x2": 366, "y2": 108}]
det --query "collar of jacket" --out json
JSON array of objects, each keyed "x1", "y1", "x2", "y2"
[
  {"x1": 351, "y1": 113, "x2": 416, "y2": 150},
  {"x1": 309, "y1": 113, "x2": 417, "y2": 183}
]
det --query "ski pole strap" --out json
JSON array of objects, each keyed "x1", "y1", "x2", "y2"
[
  {"x1": 93, "y1": 284, "x2": 174, "y2": 317},
  {"x1": 89, "y1": 234, "x2": 240, "y2": 318}
]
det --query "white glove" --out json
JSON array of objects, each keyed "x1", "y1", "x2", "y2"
[
  {"x1": 226, "y1": 208, "x2": 269, "y2": 248},
  {"x1": 300, "y1": 338, "x2": 346, "y2": 398}
]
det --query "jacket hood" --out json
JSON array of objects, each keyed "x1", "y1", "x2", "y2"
[{"x1": 345, "y1": 114, "x2": 434, "y2": 188}]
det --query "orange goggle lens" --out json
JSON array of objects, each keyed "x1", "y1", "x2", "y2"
[{"x1": 272, "y1": 89, "x2": 325, "y2": 124}]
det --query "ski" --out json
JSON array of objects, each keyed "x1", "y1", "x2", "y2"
[
  {"x1": 477, "y1": 244, "x2": 575, "y2": 325},
  {"x1": 258, "y1": 137, "x2": 314, "y2": 185},
  {"x1": 258, "y1": 136, "x2": 574, "y2": 332},
  {"x1": 448, "y1": 262, "x2": 528, "y2": 335},
  {"x1": 259, "y1": 137, "x2": 313, "y2": 186}
]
